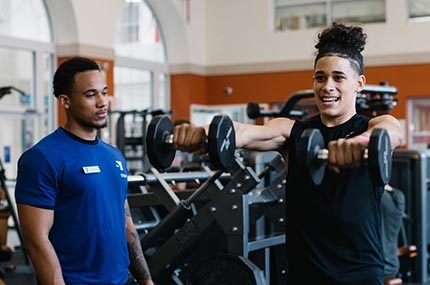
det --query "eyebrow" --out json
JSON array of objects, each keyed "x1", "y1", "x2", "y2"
[
  {"x1": 81, "y1": 86, "x2": 108, "y2": 94},
  {"x1": 331, "y1": 71, "x2": 345, "y2": 75},
  {"x1": 314, "y1": 70, "x2": 345, "y2": 76}
]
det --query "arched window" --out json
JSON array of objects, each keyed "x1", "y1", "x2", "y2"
[
  {"x1": 114, "y1": 0, "x2": 169, "y2": 173},
  {"x1": 114, "y1": 0, "x2": 168, "y2": 112},
  {"x1": 0, "y1": 0, "x2": 54, "y2": 178}
]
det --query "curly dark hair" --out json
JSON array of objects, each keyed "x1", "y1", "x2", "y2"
[
  {"x1": 314, "y1": 22, "x2": 367, "y2": 75},
  {"x1": 53, "y1": 57, "x2": 101, "y2": 98}
]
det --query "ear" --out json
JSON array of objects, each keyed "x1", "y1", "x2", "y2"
[
  {"x1": 58, "y1": 94, "x2": 70, "y2": 109},
  {"x1": 356, "y1": 74, "x2": 366, "y2": 92}
]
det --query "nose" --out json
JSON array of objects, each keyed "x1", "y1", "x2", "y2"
[
  {"x1": 321, "y1": 78, "x2": 335, "y2": 91},
  {"x1": 96, "y1": 92, "x2": 108, "y2": 107}
]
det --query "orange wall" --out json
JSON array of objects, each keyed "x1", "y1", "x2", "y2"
[
  {"x1": 53, "y1": 59, "x2": 427, "y2": 124},
  {"x1": 170, "y1": 63, "x2": 430, "y2": 122},
  {"x1": 170, "y1": 74, "x2": 209, "y2": 120},
  {"x1": 365, "y1": 64, "x2": 430, "y2": 120}
]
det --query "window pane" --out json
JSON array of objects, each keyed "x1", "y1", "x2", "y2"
[
  {"x1": 114, "y1": 66, "x2": 152, "y2": 111},
  {"x1": 0, "y1": 0, "x2": 51, "y2": 42},
  {"x1": 0, "y1": 48, "x2": 33, "y2": 108},
  {"x1": 0, "y1": 47, "x2": 34, "y2": 177},
  {"x1": 409, "y1": 0, "x2": 430, "y2": 20},
  {"x1": 113, "y1": 0, "x2": 169, "y2": 173},
  {"x1": 0, "y1": 1, "x2": 53, "y2": 180},
  {"x1": 332, "y1": 0, "x2": 385, "y2": 24},
  {"x1": 154, "y1": 72, "x2": 168, "y2": 110},
  {"x1": 274, "y1": 0, "x2": 386, "y2": 31},
  {"x1": 116, "y1": 0, "x2": 165, "y2": 62},
  {"x1": 275, "y1": 3, "x2": 326, "y2": 31},
  {"x1": 42, "y1": 53, "x2": 55, "y2": 133}
]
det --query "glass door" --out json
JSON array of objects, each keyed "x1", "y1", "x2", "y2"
[{"x1": 407, "y1": 98, "x2": 430, "y2": 150}]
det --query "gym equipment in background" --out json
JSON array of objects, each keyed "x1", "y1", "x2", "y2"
[{"x1": 246, "y1": 82, "x2": 398, "y2": 120}]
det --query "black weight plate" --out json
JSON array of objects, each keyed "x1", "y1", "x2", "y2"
[
  {"x1": 146, "y1": 115, "x2": 175, "y2": 170},
  {"x1": 246, "y1": 102, "x2": 261, "y2": 119},
  {"x1": 207, "y1": 115, "x2": 236, "y2": 170},
  {"x1": 298, "y1": 128, "x2": 326, "y2": 185},
  {"x1": 368, "y1": 128, "x2": 392, "y2": 186},
  {"x1": 185, "y1": 254, "x2": 265, "y2": 285}
]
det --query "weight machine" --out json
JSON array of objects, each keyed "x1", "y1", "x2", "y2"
[
  {"x1": 127, "y1": 150, "x2": 287, "y2": 285},
  {"x1": 111, "y1": 108, "x2": 171, "y2": 174}
]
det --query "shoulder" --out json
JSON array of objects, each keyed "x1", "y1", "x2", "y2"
[
  {"x1": 292, "y1": 114, "x2": 321, "y2": 133},
  {"x1": 354, "y1": 113, "x2": 371, "y2": 122},
  {"x1": 345, "y1": 114, "x2": 370, "y2": 132},
  {"x1": 98, "y1": 140, "x2": 126, "y2": 158},
  {"x1": 368, "y1": 114, "x2": 398, "y2": 126},
  {"x1": 19, "y1": 130, "x2": 62, "y2": 161}
]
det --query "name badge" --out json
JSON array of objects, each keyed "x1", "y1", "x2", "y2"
[{"x1": 82, "y1": 166, "x2": 101, "y2": 174}]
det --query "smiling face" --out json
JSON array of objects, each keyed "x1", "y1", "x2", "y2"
[{"x1": 312, "y1": 55, "x2": 365, "y2": 127}]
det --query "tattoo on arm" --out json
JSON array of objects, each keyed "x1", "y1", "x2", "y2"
[
  {"x1": 128, "y1": 229, "x2": 152, "y2": 281},
  {"x1": 125, "y1": 202, "x2": 152, "y2": 282},
  {"x1": 125, "y1": 204, "x2": 131, "y2": 217}
]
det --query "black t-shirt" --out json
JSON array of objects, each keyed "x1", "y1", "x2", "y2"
[{"x1": 286, "y1": 114, "x2": 385, "y2": 284}]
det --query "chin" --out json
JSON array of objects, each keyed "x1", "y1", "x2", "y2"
[
  {"x1": 95, "y1": 123, "x2": 107, "y2": 130},
  {"x1": 320, "y1": 110, "x2": 339, "y2": 119}
]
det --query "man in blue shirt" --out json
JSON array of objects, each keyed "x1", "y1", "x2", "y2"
[{"x1": 15, "y1": 57, "x2": 154, "y2": 285}]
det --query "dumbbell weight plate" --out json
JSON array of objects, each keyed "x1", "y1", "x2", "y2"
[
  {"x1": 298, "y1": 128, "x2": 326, "y2": 185},
  {"x1": 368, "y1": 128, "x2": 392, "y2": 186},
  {"x1": 146, "y1": 115, "x2": 176, "y2": 170},
  {"x1": 208, "y1": 115, "x2": 236, "y2": 170},
  {"x1": 246, "y1": 102, "x2": 261, "y2": 119}
]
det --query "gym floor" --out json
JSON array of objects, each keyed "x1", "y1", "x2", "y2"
[
  {"x1": 1, "y1": 229, "x2": 429, "y2": 285},
  {"x1": 1, "y1": 229, "x2": 37, "y2": 285}
]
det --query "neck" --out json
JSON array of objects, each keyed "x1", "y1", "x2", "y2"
[
  {"x1": 320, "y1": 112, "x2": 356, "y2": 127},
  {"x1": 63, "y1": 124, "x2": 97, "y2": 141}
]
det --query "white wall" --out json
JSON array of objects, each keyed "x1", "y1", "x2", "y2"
[
  {"x1": 45, "y1": 0, "x2": 430, "y2": 74},
  {"x1": 204, "y1": 0, "x2": 430, "y2": 73}
]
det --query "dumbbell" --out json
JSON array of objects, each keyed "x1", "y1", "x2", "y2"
[
  {"x1": 146, "y1": 115, "x2": 236, "y2": 170},
  {"x1": 298, "y1": 128, "x2": 392, "y2": 186}
]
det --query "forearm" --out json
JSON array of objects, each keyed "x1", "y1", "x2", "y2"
[
  {"x1": 17, "y1": 205, "x2": 64, "y2": 284},
  {"x1": 127, "y1": 227, "x2": 153, "y2": 284},
  {"x1": 125, "y1": 202, "x2": 153, "y2": 285},
  {"x1": 25, "y1": 241, "x2": 65, "y2": 285},
  {"x1": 234, "y1": 118, "x2": 293, "y2": 150},
  {"x1": 173, "y1": 117, "x2": 293, "y2": 154}
]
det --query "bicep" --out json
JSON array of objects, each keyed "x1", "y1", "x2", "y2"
[
  {"x1": 17, "y1": 204, "x2": 53, "y2": 242},
  {"x1": 235, "y1": 118, "x2": 294, "y2": 151}
]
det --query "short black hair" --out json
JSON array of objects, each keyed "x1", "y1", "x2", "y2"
[
  {"x1": 314, "y1": 22, "x2": 367, "y2": 75},
  {"x1": 53, "y1": 57, "x2": 101, "y2": 98}
]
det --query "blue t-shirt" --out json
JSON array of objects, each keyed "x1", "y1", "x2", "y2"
[{"x1": 15, "y1": 128, "x2": 130, "y2": 285}]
